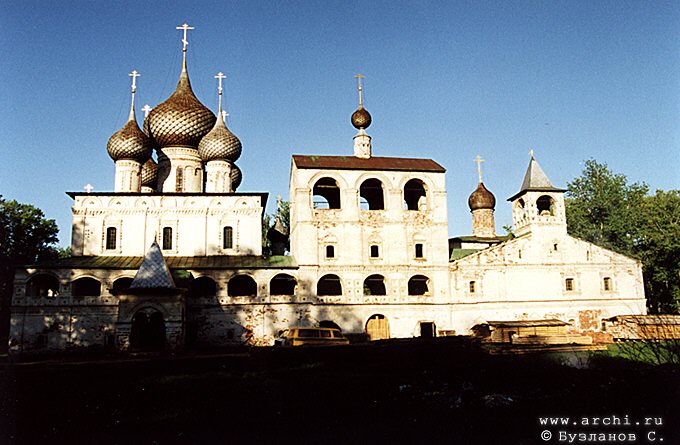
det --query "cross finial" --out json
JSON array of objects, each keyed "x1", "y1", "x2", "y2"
[
  {"x1": 474, "y1": 155, "x2": 485, "y2": 183},
  {"x1": 221, "y1": 110, "x2": 229, "y2": 123},
  {"x1": 215, "y1": 72, "x2": 227, "y2": 114},
  {"x1": 84, "y1": 184, "x2": 94, "y2": 193},
  {"x1": 529, "y1": 148, "x2": 534, "y2": 158},
  {"x1": 176, "y1": 22, "x2": 194, "y2": 52},
  {"x1": 354, "y1": 73, "x2": 365, "y2": 107},
  {"x1": 128, "y1": 70, "x2": 140, "y2": 92},
  {"x1": 276, "y1": 194, "x2": 282, "y2": 212},
  {"x1": 142, "y1": 104, "x2": 152, "y2": 118}
]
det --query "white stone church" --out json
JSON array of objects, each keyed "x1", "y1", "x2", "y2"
[{"x1": 8, "y1": 27, "x2": 646, "y2": 353}]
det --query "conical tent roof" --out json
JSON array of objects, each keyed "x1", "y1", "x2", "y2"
[
  {"x1": 130, "y1": 242, "x2": 176, "y2": 289},
  {"x1": 508, "y1": 156, "x2": 566, "y2": 201}
]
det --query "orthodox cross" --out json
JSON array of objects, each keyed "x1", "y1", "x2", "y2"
[
  {"x1": 128, "y1": 70, "x2": 140, "y2": 92},
  {"x1": 142, "y1": 104, "x2": 152, "y2": 118},
  {"x1": 215, "y1": 72, "x2": 226, "y2": 112},
  {"x1": 176, "y1": 23, "x2": 194, "y2": 52},
  {"x1": 221, "y1": 110, "x2": 229, "y2": 123},
  {"x1": 354, "y1": 74, "x2": 365, "y2": 106},
  {"x1": 474, "y1": 155, "x2": 485, "y2": 183},
  {"x1": 84, "y1": 184, "x2": 94, "y2": 193}
]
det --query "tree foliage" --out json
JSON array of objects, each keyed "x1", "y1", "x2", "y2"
[{"x1": 565, "y1": 160, "x2": 680, "y2": 313}]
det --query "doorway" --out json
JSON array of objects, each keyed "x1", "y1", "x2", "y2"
[
  {"x1": 366, "y1": 314, "x2": 390, "y2": 341},
  {"x1": 130, "y1": 308, "x2": 166, "y2": 351},
  {"x1": 419, "y1": 321, "x2": 436, "y2": 338}
]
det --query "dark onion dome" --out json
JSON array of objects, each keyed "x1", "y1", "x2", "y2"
[
  {"x1": 141, "y1": 158, "x2": 158, "y2": 189},
  {"x1": 107, "y1": 110, "x2": 153, "y2": 163},
  {"x1": 231, "y1": 163, "x2": 243, "y2": 191},
  {"x1": 468, "y1": 182, "x2": 496, "y2": 211},
  {"x1": 146, "y1": 69, "x2": 216, "y2": 148},
  {"x1": 198, "y1": 114, "x2": 242, "y2": 162},
  {"x1": 351, "y1": 105, "x2": 372, "y2": 130}
]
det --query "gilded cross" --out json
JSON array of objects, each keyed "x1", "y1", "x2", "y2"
[
  {"x1": 84, "y1": 184, "x2": 94, "y2": 193},
  {"x1": 128, "y1": 70, "x2": 140, "y2": 92},
  {"x1": 354, "y1": 74, "x2": 365, "y2": 106},
  {"x1": 142, "y1": 104, "x2": 152, "y2": 117},
  {"x1": 474, "y1": 155, "x2": 485, "y2": 183},
  {"x1": 529, "y1": 148, "x2": 534, "y2": 158},
  {"x1": 176, "y1": 22, "x2": 194, "y2": 52}
]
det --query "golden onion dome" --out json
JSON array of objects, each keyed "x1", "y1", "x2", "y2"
[
  {"x1": 198, "y1": 114, "x2": 242, "y2": 162},
  {"x1": 146, "y1": 69, "x2": 216, "y2": 148},
  {"x1": 468, "y1": 182, "x2": 496, "y2": 211},
  {"x1": 141, "y1": 158, "x2": 158, "y2": 189},
  {"x1": 351, "y1": 105, "x2": 372, "y2": 130},
  {"x1": 231, "y1": 163, "x2": 243, "y2": 191},
  {"x1": 107, "y1": 108, "x2": 153, "y2": 163}
]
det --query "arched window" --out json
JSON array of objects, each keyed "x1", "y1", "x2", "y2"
[
  {"x1": 325, "y1": 245, "x2": 335, "y2": 258},
  {"x1": 317, "y1": 274, "x2": 342, "y2": 296},
  {"x1": 106, "y1": 227, "x2": 117, "y2": 250},
  {"x1": 370, "y1": 245, "x2": 380, "y2": 258},
  {"x1": 162, "y1": 227, "x2": 173, "y2": 250},
  {"x1": 175, "y1": 168, "x2": 184, "y2": 192},
  {"x1": 363, "y1": 274, "x2": 386, "y2": 296},
  {"x1": 228, "y1": 275, "x2": 257, "y2": 297},
  {"x1": 112, "y1": 277, "x2": 133, "y2": 294},
  {"x1": 26, "y1": 274, "x2": 59, "y2": 297},
  {"x1": 359, "y1": 178, "x2": 384, "y2": 210},
  {"x1": 72, "y1": 277, "x2": 101, "y2": 297},
  {"x1": 404, "y1": 179, "x2": 427, "y2": 210},
  {"x1": 191, "y1": 276, "x2": 217, "y2": 298},
  {"x1": 469, "y1": 281, "x2": 476, "y2": 293},
  {"x1": 408, "y1": 275, "x2": 430, "y2": 296},
  {"x1": 223, "y1": 226, "x2": 233, "y2": 249},
  {"x1": 313, "y1": 177, "x2": 341, "y2": 209},
  {"x1": 270, "y1": 274, "x2": 297, "y2": 296},
  {"x1": 536, "y1": 195, "x2": 554, "y2": 216}
]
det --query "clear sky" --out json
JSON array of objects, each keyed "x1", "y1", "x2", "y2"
[{"x1": 2, "y1": 0, "x2": 679, "y2": 246}]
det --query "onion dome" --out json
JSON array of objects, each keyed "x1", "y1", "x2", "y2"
[
  {"x1": 141, "y1": 158, "x2": 158, "y2": 189},
  {"x1": 351, "y1": 106, "x2": 372, "y2": 130},
  {"x1": 107, "y1": 85, "x2": 153, "y2": 162},
  {"x1": 146, "y1": 68, "x2": 216, "y2": 148},
  {"x1": 468, "y1": 182, "x2": 496, "y2": 211},
  {"x1": 198, "y1": 113, "x2": 242, "y2": 162},
  {"x1": 231, "y1": 164, "x2": 243, "y2": 191}
]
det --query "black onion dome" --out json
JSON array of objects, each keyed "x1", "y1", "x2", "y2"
[
  {"x1": 231, "y1": 164, "x2": 242, "y2": 191},
  {"x1": 107, "y1": 114, "x2": 153, "y2": 163},
  {"x1": 198, "y1": 115, "x2": 242, "y2": 162},
  {"x1": 351, "y1": 106, "x2": 372, "y2": 129},
  {"x1": 141, "y1": 158, "x2": 158, "y2": 189},
  {"x1": 468, "y1": 182, "x2": 496, "y2": 211},
  {"x1": 146, "y1": 69, "x2": 216, "y2": 148}
]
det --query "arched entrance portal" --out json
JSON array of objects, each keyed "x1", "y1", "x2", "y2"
[
  {"x1": 130, "y1": 308, "x2": 166, "y2": 351},
  {"x1": 366, "y1": 314, "x2": 390, "y2": 341}
]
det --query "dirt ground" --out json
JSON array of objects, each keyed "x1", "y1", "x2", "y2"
[{"x1": 1, "y1": 338, "x2": 678, "y2": 445}]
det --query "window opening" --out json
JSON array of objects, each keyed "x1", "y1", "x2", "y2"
[{"x1": 162, "y1": 227, "x2": 173, "y2": 250}]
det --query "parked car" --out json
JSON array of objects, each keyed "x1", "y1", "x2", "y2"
[{"x1": 274, "y1": 327, "x2": 349, "y2": 347}]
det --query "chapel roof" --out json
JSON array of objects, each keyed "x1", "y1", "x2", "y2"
[{"x1": 292, "y1": 155, "x2": 445, "y2": 173}]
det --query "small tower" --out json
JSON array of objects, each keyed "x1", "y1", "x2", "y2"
[
  {"x1": 468, "y1": 155, "x2": 496, "y2": 238},
  {"x1": 351, "y1": 74, "x2": 372, "y2": 158},
  {"x1": 508, "y1": 152, "x2": 567, "y2": 237},
  {"x1": 107, "y1": 70, "x2": 153, "y2": 192}
]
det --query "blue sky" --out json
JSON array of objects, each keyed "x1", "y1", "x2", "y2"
[{"x1": 2, "y1": 0, "x2": 679, "y2": 246}]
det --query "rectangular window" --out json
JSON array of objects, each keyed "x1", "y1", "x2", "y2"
[
  {"x1": 175, "y1": 169, "x2": 184, "y2": 192},
  {"x1": 469, "y1": 281, "x2": 476, "y2": 293},
  {"x1": 105, "y1": 227, "x2": 117, "y2": 250},
  {"x1": 415, "y1": 243, "x2": 424, "y2": 258},
  {"x1": 325, "y1": 245, "x2": 335, "y2": 258},
  {"x1": 162, "y1": 227, "x2": 173, "y2": 250},
  {"x1": 370, "y1": 245, "x2": 380, "y2": 258},
  {"x1": 223, "y1": 226, "x2": 233, "y2": 249},
  {"x1": 603, "y1": 277, "x2": 612, "y2": 291},
  {"x1": 565, "y1": 278, "x2": 574, "y2": 292}
]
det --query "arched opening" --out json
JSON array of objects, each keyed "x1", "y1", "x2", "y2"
[
  {"x1": 359, "y1": 178, "x2": 385, "y2": 210},
  {"x1": 191, "y1": 276, "x2": 217, "y2": 298},
  {"x1": 312, "y1": 177, "x2": 341, "y2": 209},
  {"x1": 363, "y1": 274, "x2": 386, "y2": 296},
  {"x1": 536, "y1": 195, "x2": 555, "y2": 216},
  {"x1": 72, "y1": 277, "x2": 101, "y2": 297},
  {"x1": 408, "y1": 275, "x2": 430, "y2": 296},
  {"x1": 112, "y1": 277, "x2": 133, "y2": 295},
  {"x1": 319, "y1": 320, "x2": 342, "y2": 331},
  {"x1": 317, "y1": 274, "x2": 342, "y2": 296},
  {"x1": 223, "y1": 226, "x2": 233, "y2": 249},
  {"x1": 105, "y1": 227, "x2": 117, "y2": 250},
  {"x1": 26, "y1": 274, "x2": 59, "y2": 297},
  {"x1": 270, "y1": 274, "x2": 297, "y2": 296},
  {"x1": 404, "y1": 179, "x2": 427, "y2": 210},
  {"x1": 130, "y1": 308, "x2": 166, "y2": 351},
  {"x1": 228, "y1": 275, "x2": 257, "y2": 297},
  {"x1": 366, "y1": 314, "x2": 390, "y2": 341}
]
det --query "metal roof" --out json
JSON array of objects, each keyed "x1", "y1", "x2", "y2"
[
  {"x1": 292, "y1": 155, "x2": 446, "y2": 173},
  {"x1": 507, "y1": 157, "x2": 566, "y2": 201}
]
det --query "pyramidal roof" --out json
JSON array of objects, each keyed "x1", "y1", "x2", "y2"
[
  {"x1": 508, "y1": 156, "x2": 566, "y2": 201},
  {"x1": 130, "y1": 242, "x2": 176, "y2": 289}
]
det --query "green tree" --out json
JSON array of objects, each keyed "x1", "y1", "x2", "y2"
[
  {"x1": 565, "y1": 160, "x2": 680, "y2": 313},
  {"x1": 0, "y1": 197, "x2": 60, "y2": 350}
]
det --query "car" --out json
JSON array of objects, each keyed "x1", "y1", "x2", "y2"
[{"x1": 274, "y1": 327, "x2": 350, "y2": 347}]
